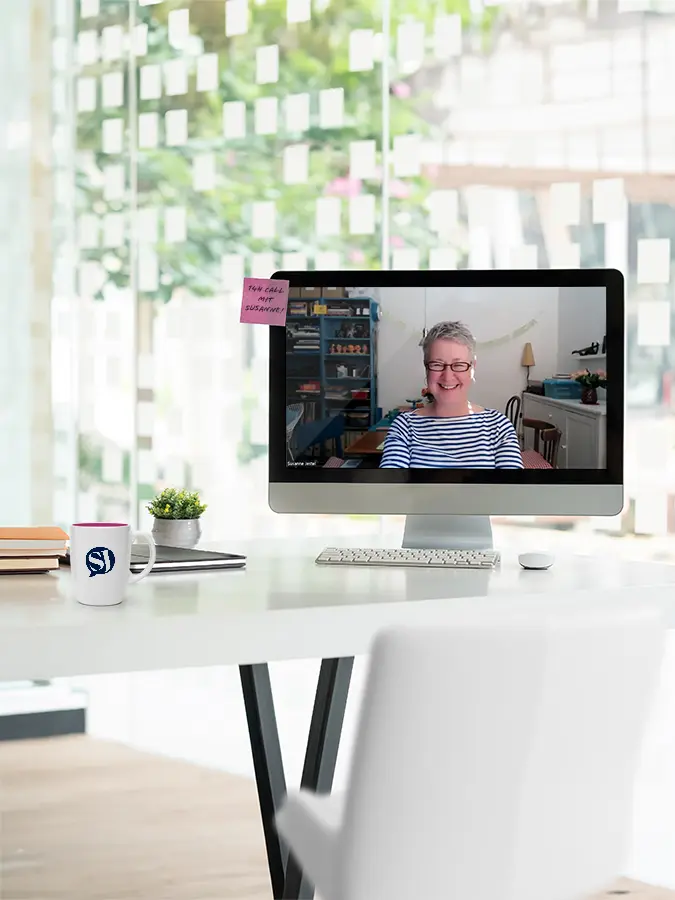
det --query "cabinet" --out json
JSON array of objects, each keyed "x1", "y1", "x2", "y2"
[
  {"x1": 285, "y1": 297, "x2": 379, "y2": 430},
  {"x1": 522, "y1": 394, "x2": 606, "y2": 469}
]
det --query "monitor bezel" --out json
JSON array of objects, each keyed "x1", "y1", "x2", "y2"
[{"x1": 269, "y1": 268, "x2": 624, "y2": 488}]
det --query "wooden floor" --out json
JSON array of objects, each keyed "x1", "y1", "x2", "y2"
[
  {"x1": 0, "y1": 736, "x2": 271, "y2": 899},
  {"x1": 0, "y1": 735, "x2": 673, "y2": 900}
]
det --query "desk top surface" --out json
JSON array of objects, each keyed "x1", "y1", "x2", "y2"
[{"x1": 1, "y1": 537, "x2": 674, "y2": 681}]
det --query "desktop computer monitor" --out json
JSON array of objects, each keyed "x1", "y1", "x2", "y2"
[{"x1": 269, "y1": 269, "x2": 624, "y2": 549}]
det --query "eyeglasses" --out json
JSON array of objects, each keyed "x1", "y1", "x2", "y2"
[{"x1": 425, "y1": 361, "x2": 472, "y2": 373}]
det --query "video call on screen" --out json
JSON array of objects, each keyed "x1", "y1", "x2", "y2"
[{"x1": 285, "y1": 285, "x2": 607, "y2": 471}]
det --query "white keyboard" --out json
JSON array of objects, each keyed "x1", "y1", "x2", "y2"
[{"x1": 316, "y1": 547, "x2": 501, "y2": 569}]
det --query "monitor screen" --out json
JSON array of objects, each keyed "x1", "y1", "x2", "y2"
[{"x1": 269, "y1": 270, "x2": 623, "y2": 492}]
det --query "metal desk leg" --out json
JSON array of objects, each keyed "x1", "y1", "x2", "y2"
[
  {"x1": 240, "y1": 657, "x2": 354, "y2": 900},
  {"x1": 283, "y1": 657, "x2": 354, "y2": 899}
]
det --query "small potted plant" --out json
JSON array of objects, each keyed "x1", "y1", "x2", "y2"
[
  {"x1": 147, "y1": 488, "x2": 207, "y2": 549},
  {"x1": 572, "y1": 369, "x2": 607, "y2": 406}
]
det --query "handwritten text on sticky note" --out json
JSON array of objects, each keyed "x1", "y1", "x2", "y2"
[{"x1": 240, "y1": 277, "x2": 290, "y2": 326}]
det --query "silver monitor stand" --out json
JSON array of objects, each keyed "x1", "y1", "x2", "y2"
[{"x1": 401, "y1": 514, "x2": 493, "y2": 551}]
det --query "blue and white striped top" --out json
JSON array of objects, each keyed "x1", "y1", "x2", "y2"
[{"x1": 379, "y1": 409, "x2": 524, "y2": 469}]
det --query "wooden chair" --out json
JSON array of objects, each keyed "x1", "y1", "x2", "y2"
[
  {"x1": 505, "y1": 394, "x2": 521, "y2": 430},
  {"x1": 522, "y1": 417, "x2": 562, "y2": 468}
]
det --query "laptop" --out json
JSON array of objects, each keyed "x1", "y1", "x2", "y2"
[{"x1": 62, "y1": 545, "x2": 246, "y2": 574}]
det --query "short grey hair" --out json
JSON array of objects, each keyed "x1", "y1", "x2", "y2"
[{"x1": 420, "y1": 321, "x2": 476, "y2": 360}]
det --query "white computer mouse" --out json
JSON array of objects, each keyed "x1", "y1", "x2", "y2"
[{"x1": 518, "y1": 552, "x2": 555, "y2": 571}]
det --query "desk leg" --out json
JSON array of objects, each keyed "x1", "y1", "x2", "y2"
[
  {"x1": 240, "y1": 657, "x2": 354, "y2": 900},
  {"x1": 284, "y1": 656, "x2": 354, "y2": 899}
]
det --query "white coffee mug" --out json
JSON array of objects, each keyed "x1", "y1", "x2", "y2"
[{"x1": 70, "y1": 523, "x2": 157, "y2": 607}]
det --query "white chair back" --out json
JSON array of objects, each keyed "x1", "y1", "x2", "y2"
[{"x1": 337, "y1": 599, "x2": 665, "y2": 900}]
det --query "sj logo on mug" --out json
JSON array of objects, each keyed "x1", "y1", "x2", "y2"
[
  {"x1": 70, "y1": 523, "x2": 156, "y2": 607},
  {"x1": 86, "y1": 546, "x2": 116, "y2": 578}
]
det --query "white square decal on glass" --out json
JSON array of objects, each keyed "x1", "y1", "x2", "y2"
[
  {"x1": 102, "y1": 118, "x2": 124, "y2": 154},
  {"x1": 77, "y1": 30, "x2": 98, "y2": 66},
  {"x1": 78, "y1": 214, "x2": 99, "y2": 249},
  {"x1": 349, "y1": 140, "x2": 376, "y2": 179},
  {"x1": 549, "y1": 182, "x2": 581, "y2": 225},
  {"x1": 226, "y1": 0, "x2": 249, "y2": 36},
  {"x1": 551, "y1": 243, "x2": 581, "y2": 268},
  {"x1": 251, "y1": 201, "x2": 276, "y2": 239},
  {"x1": 287, "y1": 0, "x2": 311, "y2": 23},
  {"x1": 193, "y1": 153, "x2": 216, "y2": 190},
  {"x1": 140, "y1": 64, "x2": 162, "y2": 100},
  {"x1": 319, "y1": 88, "x2": 344, "y2": 128},
  {"x1": 53, "y1": 37, "x2": 68, "y2": 72},
  {"x1": 134, "y1": 23, "x2": 148, "y2": 56},
  {"x1": 138, "y1": 450, "x2": 156, "y2": 486},
  {"x1": 136, "y1": 401, "x2": 155, "y2": 437},
  {"x1": 78, "y1": 261, "x2": 106, "y2": 297},
  {"x1": 284, "y1": 93, "x2": 310, "y2": 132},
  {"x1": 164, "y1": 59, "x2": 188, "y2": 96},
  {"x1": 393, "y1": 134, "x2": 420, "y2": 177},
  {"x1": 397, "y1": 21, "x2": 425, "y2": 73},
  {"x1": 76, "y1": 77, "x2": 97, "y2": 113},
  {"x1": 349, "y1": 195, "x2": 375, "y2": 235},
  {"x1": 316, "y1": 197, "x2": 341, "y2": 236},
  {"x1": 138, "y1": 250, "x2": 159, "y2": 293},
  {"x1": 138, "y1": 354, "x2": 154, "y2": 391},
  {"x1": 165, "y1": 109, "x2": 188, "y2": 146},
  {"x1": 103, "y1": 212, "x2": 125, "y2": 247},
  {"x1": 604, "y1": 220, "x2": 627, "y2": 271},
  {"x1": 102, "y1": 446, "x2": 123, "y2": 484},
  {"x1": 283, "y1": 144, "x2": 309, "y2": 184},
  {"x1": 592, "y1": 178, "x2": 625, "y2": 223},
  {"x1": 256, "y1": 44, "x2": 279, "y2": 84},
  {"x1": 165, "y1": 207, "x2": 187, "y2": 243},
  {"x1": 434, "y1": 15, "x2": 461, "y2": 58},
  {"x1": 222, "y1": 253, "x2": 245, "y2": 291},
  {"x1": 427, "y1": 190, "x2": 459, "y2": 234},
  {"x1": 469, "y1": 227, "x2": 491, "y2": 269},
  {"x1": 103, "y1": 165, "x2": 125, "y2": 200},
  {"x1": 429, "y1": 248, "x2": 458, "y2": 270},
  {"x1": 101, "y1": 25, "x2": 123, "y2": 61},
  {"x1": 138, "y1": 112, "x2": 159, "y2": 148},
  {"x1": 349, "y1": 29, "x2": 374, "y2": 71},
  {"x1": 637, "y1": 238, "x2": 671, "y2": 284},
  {"x1": 223, "y1": 100, "x2": 246, "y2": 138},
  {"x1": 80, "y1": 0, "x2": 100, "y2": 17},
  {"x1": 637, "y1": 300, "x2": 670, "y2": 346},
  {"x1": 102, "y1": 72, "x2": 124, "y2": 108},
  {"x1": 168, "y1": 8, "x2": 190, "y2": 50},
  {"x1": 137, "y1": 208, "x2": 159, "y2": 244},
  {"x1": 510, "y1": 245, "x2": 538, "y2": 269},
  {"x1": 255, "y1": 97, "x2": 278, "y2": 135},
  {"x1": 250, "y1": 253, "x2": 276, "y2": 278},
  {"x1": 197, "y1": 53, "x2": 219, "y2": 91},
  {"x1": 392, "y1": 248, "x2": 420, "y2": 270},
  {"x1": 315, "y1": 251, "x2": 341, "y2": 270}
]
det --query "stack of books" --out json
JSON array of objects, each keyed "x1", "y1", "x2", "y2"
[{"x1": 0, "y1": 527, "x2": 69, "y2": 575}]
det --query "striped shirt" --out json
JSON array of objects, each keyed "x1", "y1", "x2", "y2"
[{"x1": 379, "y1": 409, "x2": 524, "y2": 469}]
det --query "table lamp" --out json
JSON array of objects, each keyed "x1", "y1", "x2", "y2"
[{"x1": 521, "y1": 342, "x2": 535, "y2": 386}]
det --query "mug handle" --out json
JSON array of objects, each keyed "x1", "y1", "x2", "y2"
[{"x1": 129, "y1": 531, "x2": 157, "y2": 584}]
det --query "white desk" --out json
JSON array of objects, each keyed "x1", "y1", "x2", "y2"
[
  {"x1": 2, "y1": 540, "x2": 675, "y2": 900},
  {"x1": 2, "y1": 538, "x2": 675, "y2": 682}
]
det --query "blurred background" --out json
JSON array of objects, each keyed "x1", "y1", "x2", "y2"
[
  {"x1": 5, "y1": 2, "x2": 675, "y2": 895},
  {"x1": 3, "y1": 0, "x2": 675, "y2": 559}
]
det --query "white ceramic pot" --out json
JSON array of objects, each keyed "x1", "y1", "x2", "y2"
[{"x1": 151, "y1": 517, "x2": 202, "y2": 549}]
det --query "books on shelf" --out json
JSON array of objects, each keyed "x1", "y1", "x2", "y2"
[{"x1": 0, "y1": 526, "x2": 68, "y2": 575}]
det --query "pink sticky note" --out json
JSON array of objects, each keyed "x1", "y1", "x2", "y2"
[{"x1": 240, "y1": 277, "x2": 290, "y2": 326}]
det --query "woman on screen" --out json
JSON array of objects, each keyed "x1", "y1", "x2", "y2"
[{"x1": 380, "y1": 321, "x2": 523, "y2": 469}]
